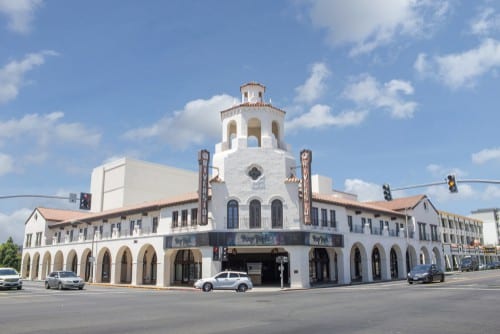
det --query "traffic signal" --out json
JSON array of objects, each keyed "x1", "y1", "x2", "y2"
[
  {"x1": 221, "y1": 247, "x2": 228, "y2": 261},
  {"x1": 382, "y1": 184, "x2": 392, "y2": 201},
  {"x1": 79, "y1": 192, "x2": 92, "y2": 210},
  {"x1": 212, "y1": 246, "x2": 220, "y2": 261},
  {"x1": 447, "y1": 175, "x2": 458, "y2": 193}
]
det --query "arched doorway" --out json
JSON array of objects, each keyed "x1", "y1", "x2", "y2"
[
  {"x1": 309, "y1": 248, "x2": 330, "y2": 284},
  {"x1": 23, "y1": 254, "x2": 30, "y2": 278},
  {"x1": 372, "y1": 248, "x2": 381, "y2": 280},
  {"x1": 120, "y1": 249, "x2": 132, "y2": 284},
  {"x1": 41, "y1": 252, "x2": 51, "y2": 280},
  {"x1": 54, "y1": 251, "x2": 64, "y2": 271},
  {"x1": 32, "y1": 253, "x2": 40, "y2": 280},
  {"x1": 390, "y1": 248, "x2": 399, "y2": 279},
  {"x1": 173, "y1": 249, "x2": 201, "y2": 285},
  {"x1": 67, "y1": 251, "x2": 78, "y2": 274},
  {"x1": 352, "y1": 247, "x2": 363, "y2": 282},
  {"x1": 84, "y1": 251, "x2": 92, "y2": 282},
  {"x1": 101, "y1": 251, "x2": 111, "y2": 283},
  {"x1": 141, "y1": 249, "x2": 157, "y2": 285}
]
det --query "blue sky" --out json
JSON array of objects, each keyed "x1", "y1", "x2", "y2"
[{"x1": 1, "y1": 0, "x2": 500, "y2": 244}]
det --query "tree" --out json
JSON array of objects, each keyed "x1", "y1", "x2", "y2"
[{"x1": 0, "y1": 237, "x2": 21, "y2": 270}]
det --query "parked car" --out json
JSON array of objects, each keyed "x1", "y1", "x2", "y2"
[
  {"x1": 194, "y1": 271, "x2": 253, "y2": 292},
  {"x1": 485, "y1": 263, "x2": 496, "y2": 270},
  {"x1": 407, "y1": 264, "x2": 445, "y2": 284},
  {"x1": 0, "y1": 267, "x2": 22, "y2": 290},
  {"x1": 460, "y1": 256, "x2": 479, "y2": 272},
  {"x1": 45, "y1": 271, "x2": 85, "y2": 290}
]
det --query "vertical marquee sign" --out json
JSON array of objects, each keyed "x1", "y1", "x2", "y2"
[
  {"x1": 300, "y1": 149, "x2": 312, "y2": 225},
  {"x1": 198, "y1": 149, "x2": 210, "y2": 225}
]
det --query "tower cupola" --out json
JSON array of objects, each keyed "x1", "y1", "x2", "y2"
[{"x1": 240, "y1": 82, "x2": 266, "y2": 104}]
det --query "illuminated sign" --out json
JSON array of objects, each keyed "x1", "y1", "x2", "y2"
[
  {"x1": 300, "y1": 149, "x2": 312, "y2": 225},
  {"x1": 198, "y1": 149, "x2": 210, "y2": 225}
]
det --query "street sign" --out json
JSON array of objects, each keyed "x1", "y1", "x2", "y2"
[{"x1": 276, "y1": 256, "x2": 288, "y2": 263}]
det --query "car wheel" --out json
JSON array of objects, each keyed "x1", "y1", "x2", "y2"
[
  {"x1": 440, "y1": 274, "x2": 445, "y2": 282},
  {"x1": 17, "y1": 286, "x2": 22, "y2": 290},
  {"x1": 78, "y1": 286, "x2": 83, "y2": 290},
  {"x1": 408, "y1": 281, "x2": 413, "y2": 284},
  {"x1": 202, "y1": 283, "x2": 213, "y2": 292},
  {"x1": 45, "y1": 281, "x2": 50, "y2": 289},
  {"x1": 237, "y1": 284, "x2": 248, "y2": 292},
  {"x1": 58, "y1": 282, "x2": 63, "y2": 290}
]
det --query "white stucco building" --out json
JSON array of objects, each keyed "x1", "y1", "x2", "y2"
[{"x1": 21, "y1": 82, "x2": 445, "y2": 289}]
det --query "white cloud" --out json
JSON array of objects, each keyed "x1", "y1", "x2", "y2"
[
  {"x1": 426, "y1": 183, "x2": 475, "y2": 203},
  {"x1": 472, "y1": 147, "x2": 500, "y2": 164},
  {"x1": 0, "y1": 208, "x2": 31, "y2": 244},
  {"x1": 0, "y1": 112, "x2": 101, "y2": 148},
  {"x1": 344, "y1": 179, "x2": 384, "y2": 201},
  {"x1": 0, "y1": 0, "x2": 42, "y2": 34},
  {"x1": 286, "y1": 104, "x2": 367, "y2": 132},
  {"x1": 426, "y1": 164, "x2": 466, "y2": 179},
  {"x1": 123, "y1": 94, "x2": 235, "y2": 150},
  {"x1": 0, "y1": 50, "x2": 57, "y2": 104},
  {"x1": 0, "y1": 152, "x2": 13, "y2": 175},
  {"x1": 482, "y1": 185, "x2": 500, "y2": 200},
  {"x1": 306, "y1": 0, "x2": 450, "y2": 55},
  {"x1": 414, "y1": 39, "x2": 500, "y2": 89},
  {"x1": 469, "y1": 7, "x2": 500, "y2": 36},
  {"x1": 342, "y1": 74, "x2": 417, "y2": 118},
  {"x1": 294, "y1": 62, "x2": 331, "y2": 103}
]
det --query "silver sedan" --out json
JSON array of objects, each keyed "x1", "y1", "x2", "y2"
[{"x1": 45, "y1": 271, "x2": 85, "y2": 290}]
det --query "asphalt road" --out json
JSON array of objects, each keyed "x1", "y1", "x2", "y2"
[{"x1": 1, "y1": 270, "x2": 499, "y2": 334}]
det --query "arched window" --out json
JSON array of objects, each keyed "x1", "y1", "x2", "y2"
[
  {"x1": 271, "y1": 199, "x2": 283, "y2": 228},
  {"x1": 249, "y1": 200, "x2": 261, "y2": 228},
  {"x1": 227, "y1": 200, "x2": 239, "y2": 229}
]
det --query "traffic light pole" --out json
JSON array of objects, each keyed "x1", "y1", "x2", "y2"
[
  {"x1": 0, "y1": 193, "x2": 91, "y2": 210},
  {"x1": 0, "y1": 194, "x2": 72, "y2": 200},
  {"x1": 391, "y1": 179, "x2": 500, "y2": 192}
]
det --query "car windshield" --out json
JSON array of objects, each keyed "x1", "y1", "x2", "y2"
[
  {"x1": 59, "y1": 272, "x2": 77, "y2": 278},
  {"x1": 0, "y1": 269, "x2": 18, "y2": 275},
  {"x1": 412, "y1": 265, "x2": 430, "y2": 272}
]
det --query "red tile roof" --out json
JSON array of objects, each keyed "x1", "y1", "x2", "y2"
[
  {"x1": 48, "y1": 192, "x2": 200, "y2": 228},
  {"x1": 313, "y1": 193, "x2": 407, "y2": 218},
  {"x1": 37, "y1": 207, "x2": 88, "y2": 222}
]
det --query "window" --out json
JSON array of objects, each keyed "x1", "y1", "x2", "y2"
[
  {"x1": 69, "y1": 230, "x2": 74, "y2": 242},
  {"x1": 348, "y1": 215, "x2": 353, "y2": 232},
  {"x1": 172, "y1": 212, "x2": 179, "y2": 228},
  {"x1": 191, "y1": 208, "x2": 198, "y2": 226},
  {"x1": 227, "y1": 200, "x2": 239, "y2": 229},
  {"x1": 249, "y1": 200, "x2": 261, "y2": 228},
  {"x1": 271, "y1": 199, "x2": 283, "y2": 228},
  {"x1": 312, "y1": 207, "x2": 319, "y2": 226},
  {"x1": 83, "y1": 227, "x2": 88, "y2": 240},
  {"x1": 181, "y1": 210, "x2": 188, "y2": 227},
  {"x1": 368, "y1": 218, "x2": 372, "y2": 233},
  {"x1": 129, "y1": 220, "x2": 135, "y2": 235},
  {"x1": 321, "y1": 209, "x2": 328, "y2": 227},
  {"x1": 25, "y1": 234, "x2": 32, "y2": 247},
  {"x1": 330, "y1": 210, "x2": 336, "y2": 228},
  {"x1": 35, "y1": 232, "x2": 42, "y2": 246},
  {"x1": 152, "y1": 217, "x2": 158, "y2": 233}
]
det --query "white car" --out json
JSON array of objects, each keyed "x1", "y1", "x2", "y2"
[
  {"x1": 194, "y1": 271, "x2": 253, "y2": 292},
  {"x1": 0, "y1": 267, "x2": 22, "y2": 290},
  {"x1": 45, "y1": 271, "x2": 85, "y2": 290}
]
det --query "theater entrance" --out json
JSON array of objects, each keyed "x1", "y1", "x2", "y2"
[{"x1": 221, "y1": 247, "x2": 289, "y2": 287}]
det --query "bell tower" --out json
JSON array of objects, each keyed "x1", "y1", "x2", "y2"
[{"x1": 210, "y1": 82, "x2": 300, "y2": 230}]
